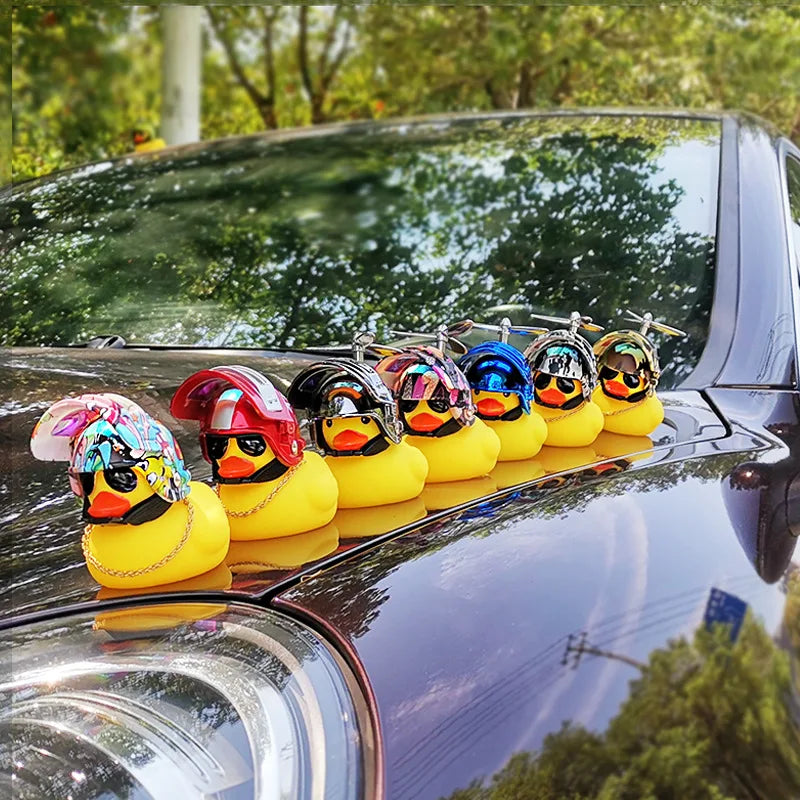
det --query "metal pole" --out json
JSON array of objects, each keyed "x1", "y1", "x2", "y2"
[{"x1": 161, "y1": 6, "x2": 202, "y2": 146}]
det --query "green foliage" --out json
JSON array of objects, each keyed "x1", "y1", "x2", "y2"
[
  {"x1": 11, "y1": 6, "x2": 161, "y2": 182},
  {"x1": 10, "y1": 5, "x2": 800, "y2": 182},
  {"x1": 442, "y1": 607, "x2": 800, "y2": 800}
]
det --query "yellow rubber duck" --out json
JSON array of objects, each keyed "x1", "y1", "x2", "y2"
[
  {"x1": 132, "y1": 126, "x2": 166, "y2": 153},
  {"x1": 171, "y1": 366, "x2": 338, "y2": 539},
  {"x1": 334, "y1": 496, "x2": 427, "y2": 539},
  {"x1": 30, "y1": 393, "x2": 230, "y2": 589},
  {"x1": 593, "y1": 332, "x2": 664, "y2": 435},
  {"x1": 593, "y1": 430, "x2": 654, "y2": 460},
  {"x1": 538, "y1": 444, "x2": 598, "y2": 474},
  {"x1": 524, "y1": 323, "x2": 604, "y2": 448},
  {"x1": 404, "y1": 404, "x2": 500, "y2": 482},
  {"x1": 226, "y1": 523, "x2": 339, "y2": 573},
  {"x1": 288, "y1": 359, "x2": 429, "y2": 507},
  {"x1": 376, "y1": 346, "x2": 500, "y2": 482},
  {"x1": 490, "y1": 457, "x2": 546, "y2": 489},
  {"x1": 94, "y1": 564, "x2": 232, "y2": 633},
  {"x1": 593, "y1": 312, "x2": 685, "y2": 436},
  {"x1": 422, "y1": 475, "x2": 498, "y2": 511},
  {"x1": 459, "y1": 341, "x2": 547, "y2": 461}
]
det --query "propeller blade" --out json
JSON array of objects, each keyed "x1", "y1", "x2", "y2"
[
  {"x1": 623, "y1": 310, "x2": 686, "y2": 337},
  {"x1": 580, "y1": 320, "x2": 605, "y2": 333},
  {"x1": 650, "y1": 321, "x2": 687, "y2": 337},
  {"x1": 530, "y1": 312, "x2": 572, "y2": 326},
  {"x1": 447, "y1": 338, "x2": 469, "y2": 355},
  {"x1": 390, "y1": 329, "x2": 434, "y2": 340},
  {"x1": 367, "y1": 344, "x2": 403, "y2": 357},
  {"x1": 446, "y1": 319, "x2": 475, "y2": 338},
  {"x1": 508, "y1": 325, "x2": 548, "y2": 336}
]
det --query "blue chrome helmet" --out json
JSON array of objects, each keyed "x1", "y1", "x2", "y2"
[{"x1": 458, "y1": 342, "x2": 533, "y2": 414}]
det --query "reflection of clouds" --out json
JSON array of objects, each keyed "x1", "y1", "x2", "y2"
[
  {"x1": 390, "y1": 673, "x2": 484, "y2": 729},
  {"x1": 509, "y1": 497, "x2": 648, "y2": 754},
  {"x1": 436, "y1": 521, "x2": 571, "y2": 601}
]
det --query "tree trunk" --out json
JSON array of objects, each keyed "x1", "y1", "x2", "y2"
[{"x1": 161, "y1": 6, "x2": 202, "y2": 145}]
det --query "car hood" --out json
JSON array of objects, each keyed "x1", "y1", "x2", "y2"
[{"x1": 2, "y1": 347, "x2": 742, "y2": 624}]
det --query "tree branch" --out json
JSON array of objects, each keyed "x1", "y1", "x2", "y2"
[
  {"x1": 317, "y1": 5, "x2": 342, "y2": 80},
  {"x1": 207, "y1": 7, "x2": 276, "y2": 128},
  {"x1": 256, "y1": 5, "x2": 279, "y2": 109},
  {"x1": 322, "y1": 18, "x2": 353, "y2": 91},
  {"x1": 297, "y1": 6, "x2": 314, "y2": 101}
]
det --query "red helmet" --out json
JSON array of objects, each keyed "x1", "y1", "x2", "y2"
[{"x1": 170, "y1": 365, "x2": 304, "y2": 467}]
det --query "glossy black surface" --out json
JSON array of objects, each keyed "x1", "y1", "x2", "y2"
[
  {"x1": 4, "y1": 112, "x2": 800, "y2": 799},
  {"x1": 4, "y1": 113, "x2": 719, "y2": 386},
  {"x1": 1, "y1": 347, "x2": 722, "y2": 623},
  {"x1": 278, "y1": 388, "x2": 800, "y2": 799}
]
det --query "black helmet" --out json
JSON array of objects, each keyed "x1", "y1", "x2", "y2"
[{"x1": 288, "y1": 360, "x2": 403, "y2": 453}]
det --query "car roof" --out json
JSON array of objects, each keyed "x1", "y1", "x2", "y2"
[{"x1": 6, "y1": 107, "x2": 781, "y2": 192}]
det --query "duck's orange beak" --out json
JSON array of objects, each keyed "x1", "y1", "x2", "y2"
[
  {"x1": 218, "y1": 456, "x2": 255, "y2": 478},
  {"x1": 332, "y1": 429, "x2": 369, "y2": 451},
  {"x1": 604, "y1": 380, "x2": 629, "y2": 398},
  {"x1": 88, "y1": 491, "x2": 131, "y2": 519},
  {"x1": 408, "y1": 412, "x2": 443, "y2": 432},
  {"x1": 477, "y1": 398, "x2": 505, "y2": 417},
  {"x1": 538, "y1": 388, "x2": 565, "y2": 406}
]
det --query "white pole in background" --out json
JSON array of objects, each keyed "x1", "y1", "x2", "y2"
[{"x1": 161, "y1": 5, "x2": 202, "y2": 146}]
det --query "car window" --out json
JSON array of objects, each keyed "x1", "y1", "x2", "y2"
[
  {"x1": 788, "y1": 156, "x2": 800, "y2": 266},
  {"x1": 3, "y1": 115, "x2": 720, "y2": 388}
]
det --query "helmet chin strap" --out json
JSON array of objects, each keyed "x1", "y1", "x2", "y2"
[
  {"x1": 476, "y1": 404, "x2": 524, "y2": 422},
  {"x1": 406, "y1": 415, "x2": 463, "y2": 438},
  {"x1": 535, "y1": 391, "x2": 584, "y2": 411},
  {"x1": 82, "y1": 493, "x2": 171, "y2": 526},
  {"x1": 325, "y1": 433, "x2": 390, "y2": 458},
  {"x1": 601, "y1": 384, "x2": 650, "y2": 404},
  {"x1": 213, "y1": 457, "x2": 289, "y2": 485}
]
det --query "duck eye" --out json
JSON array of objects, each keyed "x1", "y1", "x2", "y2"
[
  {"x1": 503, "y1": 392, "x2": 510, "y2": 398},
  {"x1": 428, "y1": 398, "x2": 450, "y2": 414},
  {"x1": 238, "y1": 435, "x2": 266, "y2": 456},
  {"x1": 599, "y1": 366, "x2": 617, "y2": 381},
  {"x1": 473, "y1": 389, "x2": 481, "y2": 396},
  {"x1": 325, "y1": 419, "x2": 333, "y2": 427},
  {"x1": 206, "y1": 435, "x2": 228, "y2": 459},
  {"x1": 556, "y1": 378, "x2": 576, "y2": 394},
  {"x1": 105, "y1": 468, "x2": 138, "y2": 493},
  {"x1": 360, "y1": 416, "x2": 370, "y2": 425},
  {"x1": 400, "y1": 399, "x2": 419, "y2": 413},
  {"x1": 623, "y1": 373, "x2": 640, "y2": 389},
  {"x1": 534, "y1": 373, "x2": 551, "y2": 390}
]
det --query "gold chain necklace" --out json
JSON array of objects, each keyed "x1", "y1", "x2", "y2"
[
  {"x1": 215, "y1": 461, "x2": 303, "y2": 518},
  {"x1": 82, "y1": 498, "x2": 194, "y2": 578},
  {"x1": 604, "y1": 402, "x2": 640, "y2": 417},
  {"x1": 545, "y1": 403, "x2": 585, "y2": 424}
]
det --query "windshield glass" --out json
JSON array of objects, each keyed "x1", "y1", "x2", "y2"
[{"x1": 3, "y1": 114, "x2": 720, "y2": 388}]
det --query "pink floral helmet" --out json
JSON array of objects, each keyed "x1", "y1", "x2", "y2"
[
  {"x1": 375, "y1": 345, "x2": 476, "y2": 435},
  {"x1": 31, "y1": 393, "x2": 191, "y2": 507}
]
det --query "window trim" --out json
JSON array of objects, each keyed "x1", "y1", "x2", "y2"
[{"x1": 778, "y1": 139, "x2": 800, "y2": 387}]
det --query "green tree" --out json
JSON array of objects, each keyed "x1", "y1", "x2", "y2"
[{"x1": 443, "y1": 610, "x2": 800, "y2": 800}]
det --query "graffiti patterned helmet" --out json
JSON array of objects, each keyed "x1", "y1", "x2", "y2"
[
  {"x1": 287, "y1": 359, "x2": 403, "y2": 452},
  {"x1": 171, "y1": 365, "x2": 305, "y2": 467},
  {"x1": 593, "y1": 331, "x2": 660, "y2": 402},
  {"x1": 458, "y1": 342, "x2": 534, "y2": 414},
  {"x1": 31, "y1": 392, "x2": 191, "y2": 504},
  {"x1": 523, "y1": 331, "x2": 598, "y2": 401},
  {"x1": 376, "y1": 345, "x2": 476, "y2": 429}
]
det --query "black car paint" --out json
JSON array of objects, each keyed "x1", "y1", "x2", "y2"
[{"x1": 3, "y1": 112, "x2": 800, "y2": 799}]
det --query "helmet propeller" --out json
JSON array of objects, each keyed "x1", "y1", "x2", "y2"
[{"x1": 622, "y1": 310, "x2": 687, "y2": 338}]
